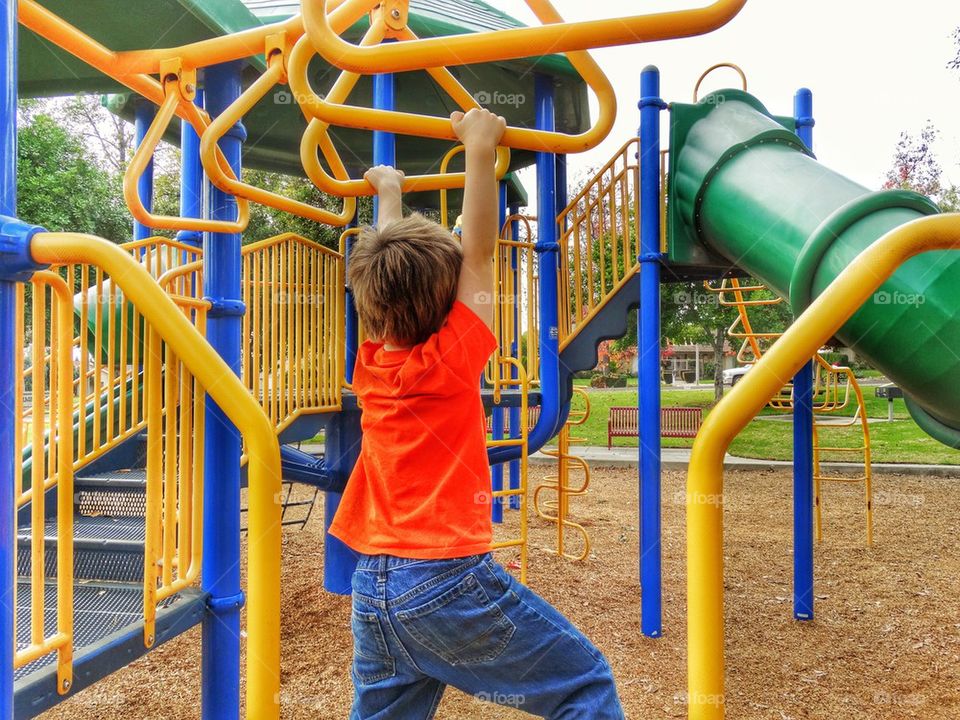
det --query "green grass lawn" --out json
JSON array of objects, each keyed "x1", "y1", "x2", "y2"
[{"x1": 570, "y1": 387, "x2": 960, "y2": 465}]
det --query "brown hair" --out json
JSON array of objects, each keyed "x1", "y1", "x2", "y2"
[{"x1": 348, "y1": 213, "x2": 463, "y2": 346}]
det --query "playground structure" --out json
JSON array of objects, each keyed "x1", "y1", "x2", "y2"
[{"x1": 1, "y1": 2, "x2": 959, "y2": 720}]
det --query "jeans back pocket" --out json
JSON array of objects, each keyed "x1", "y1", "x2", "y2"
[
  {"x1": 395, "y1": 572, "x2": 516, "y2": 666},
  {"x1": 351, "y1": 609, "x2": 396, "y2": 684}
]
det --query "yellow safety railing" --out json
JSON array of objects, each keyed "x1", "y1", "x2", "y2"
[
  {"x1": 686, "y1": 214, "x2": 960, "y2": 720},
  {"x1": 487, "y1": 215, "x2": 540, "y2": 387},
  {"x1": 241, "y1": 233, "x2": 345, "y2": 430},
  {"x1": 488, "y1": 358, "x2": 531, "y2": 584},
  {"x1": 558, "y1": 137, "x2": 640, "y2": 346},
  {"x1": 534, "y1": 388, "x2": 591, "y2": 561},
  {"x1": 19, "y1": 237, "x2": 202, "y2": 471},
  {"x1": 29, "y1": 231, "x2": 283, "y2": 719},
  {"x1": 14, "y1": 271, "x2": 75, "y2": 695}
]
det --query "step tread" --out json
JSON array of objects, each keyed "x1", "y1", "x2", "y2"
[{"x1": 18, "y1": 515, "x2": 144, "y2": 545}]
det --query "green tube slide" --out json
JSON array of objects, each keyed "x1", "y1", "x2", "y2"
[{"x1": 669, "y1": 90, "x2": 960, "y2": 448}]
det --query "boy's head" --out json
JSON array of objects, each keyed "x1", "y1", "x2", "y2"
[{"x1": 348, "y1": 213, "x2": 463, "y2": 347}]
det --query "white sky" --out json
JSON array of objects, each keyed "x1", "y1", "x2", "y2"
[{"x1": 483, "y1": 0, "x2": 960, "y2": 208}]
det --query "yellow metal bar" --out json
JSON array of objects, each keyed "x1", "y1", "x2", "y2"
[
  {"x1": 125, "y1": 84, "x2": 250, "y2": 233},
  {"x1": 29, "y1": 287, "x2": 44, "y2": 648},
  {"x1": 299, "y1": 0, "x2": 618, "y2": 156},
  {"x1": 686, "y1": 214, "x2": 960, "y2": 719},
  {"x1": 30, "y1": 233, "x2": 283, "y2": 719},
  {"x1": 199, "y1": 51, "x2": 356, "y2": 226},
  {"x1": 304, "y1": 0, "x2": 743, "y2": 81}
]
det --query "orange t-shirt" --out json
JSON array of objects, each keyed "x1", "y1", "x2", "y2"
[{"x1": 329, "y1": 301, "x2": 498, "y2": 559}]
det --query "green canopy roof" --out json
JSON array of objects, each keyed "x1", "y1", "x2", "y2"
[{"x1": 19, "y1": 0, "x2": 592, "y2": 206}]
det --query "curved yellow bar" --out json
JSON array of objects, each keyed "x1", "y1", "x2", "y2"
[
  {"x1": 125, "y1": 86, "x2": 250, "y2": 233},
  {"x1": 438, "y1": 145, "x2": 465, "y2": 229},
  {"x1": 303, "y1": 0, "x2": 746, "y2": 74},
  {"x1": 290, "y1": 31, "x2": 511, "y2": 196},
  {"x1": 199, "y1": 53, "x2": 357, "y2": 226},
  {"x1": 686, "y1": 214, "x2": 960, "y2": 720},
  {"x1": 30, "y1": 233, "x2": 283, "y2": 720},
  {"x1": 298, "y1": 0, "x2": 617, "y2": 155}
]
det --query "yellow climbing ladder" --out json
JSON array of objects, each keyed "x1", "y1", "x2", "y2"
[{"x1": 704, "y1": 278, "x2": 873, "y2": 544}]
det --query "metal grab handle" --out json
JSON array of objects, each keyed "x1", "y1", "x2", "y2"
[
  {"x1": 290, "y1": 30, "x2": 510, "y2": 197},
  {"x1": 200, "y1": 50, "x2": 357, "y2": 226},
  {"x1": 302, "y1": 0, "x2": 747, "y2": 73},
  {"x1": 693, "y1": 62, "x2": 748, "y2": 102},
  {"x1": 30, "y1": 232, "x2": 283, "y2": 719},
  {"x1": 297, "y1": 0, "x2": 618, "y2": 155},
  {"x1": 124, "y1": 83, "x2": 251, "y2": 233}
]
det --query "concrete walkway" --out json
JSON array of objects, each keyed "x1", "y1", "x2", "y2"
[{"x1": 530, "y1": 445, "x2": 960, "y2": 478}]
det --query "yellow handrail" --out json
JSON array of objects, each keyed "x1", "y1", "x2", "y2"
[
  {"x1": 303, "y1": 0, "x2": 746, "y2": 74},
  {"x1": 300, "y1": 0, "x2": 619, "y2": 155},
  {"x1": 29, "y1": 232, "x2": 283, "y2": 719},
  {"x1": 558, "y1": 137, "x2": 640, "y2": 347},
  {"x1": 686, "y1": 214, "x2": 960, "y2": 719}
]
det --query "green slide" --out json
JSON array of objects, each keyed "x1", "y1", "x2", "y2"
[{"x1": 669, "y1": 90, "x2": 960, "y2": 447}]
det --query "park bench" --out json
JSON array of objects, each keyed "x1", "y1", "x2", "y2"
[{"x1": 607, "y1": 406, "x2": 703, "y2": 448}]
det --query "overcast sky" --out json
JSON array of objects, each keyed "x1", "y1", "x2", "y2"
[{"x1": 483, "y1": 0, "x2": 960, "y2": 208}]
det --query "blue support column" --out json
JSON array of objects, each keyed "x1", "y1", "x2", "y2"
[
  {"x1": 324, "y1": 216, "x2": 359, "y2": 594},
  {"x1": 132, "y1": 98, "x2": 156, "y2": 241},
  {"x1": 792, "y1": 88, "x2": 816, "y2": 621},
  {"x1": 638, "y1": 66, "x2": 666, "y2": 638},
  {"x1": 176, "y1": 89, "x2": 204, "y2": 248},
  {"x1": 200, "y1": 62, "x2": 245, "y2": 720},
  {"x1": 507, "y1": 202, "x2": 521, "y2": 510},
  {"x1": 487, "y1": 77, "x2": 562, "y2": 466},
  {"x1": 0, "y1": 3, "x2": 18, "y2": 714},
  {"x1": 491, "y1": 182, "x2": 507, "y2": 521}
]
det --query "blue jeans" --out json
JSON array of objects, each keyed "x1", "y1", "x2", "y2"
[{"x1": 349, "y1": 553, "x2": 624, "y2": 719}]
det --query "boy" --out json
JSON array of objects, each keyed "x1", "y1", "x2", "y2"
[{"x1": 330, "y1": 108, "x2": 624, "y2": 720}]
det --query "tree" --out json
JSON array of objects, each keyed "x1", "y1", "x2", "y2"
[
  {"x1": 883, "y1": 122, "x2": 959, "y2": 212},
  {"x1": 949, "y1": 27, "x2": 959, "y2": 73},
  {"x1": 17, "y1": 112, "x2": 131, "y2": 242}
]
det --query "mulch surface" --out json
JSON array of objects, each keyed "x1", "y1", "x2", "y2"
[{"x1": 46, "y1": 466, "x2": 960, "y2": 719}]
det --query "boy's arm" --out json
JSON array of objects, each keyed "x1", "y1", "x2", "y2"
[
  {"x1": 364, "y1": 165, "x2": 405, "y2": 229},
  {"x1": 451, "y1": 109, "x2": 507, "y2": 328}
]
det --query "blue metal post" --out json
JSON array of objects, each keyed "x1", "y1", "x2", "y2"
[
  {"x1": 324, "y1": 216, "x2": 359, "y2": 594},
  {"x1": 638, "y1": 66, "x2": 665, "y2": 638},
  {"x1": 371, "y1": 65, "x2": 396, "y2": 218},
  {"x1": 200, "y1": 62, "x2": 245, "y2": 720},
  {"x1": 0, "y1": 3, "x2": 17, "y2": 714},
  {"x1": 133, "y1": 98, "x2": 156, "y2": 241},
  {"x1": 176, "y1": 89, "x2": 204, "y2": 248},
  {"x1": 793, "y1": 88, "x2": 816, "y2": 621},
  {"x1": 491, "y1": 182, "x2": 508, "y2": 521},
  {"x1": 507, "y1": 201, "x2": 521, "y2": 510}
]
